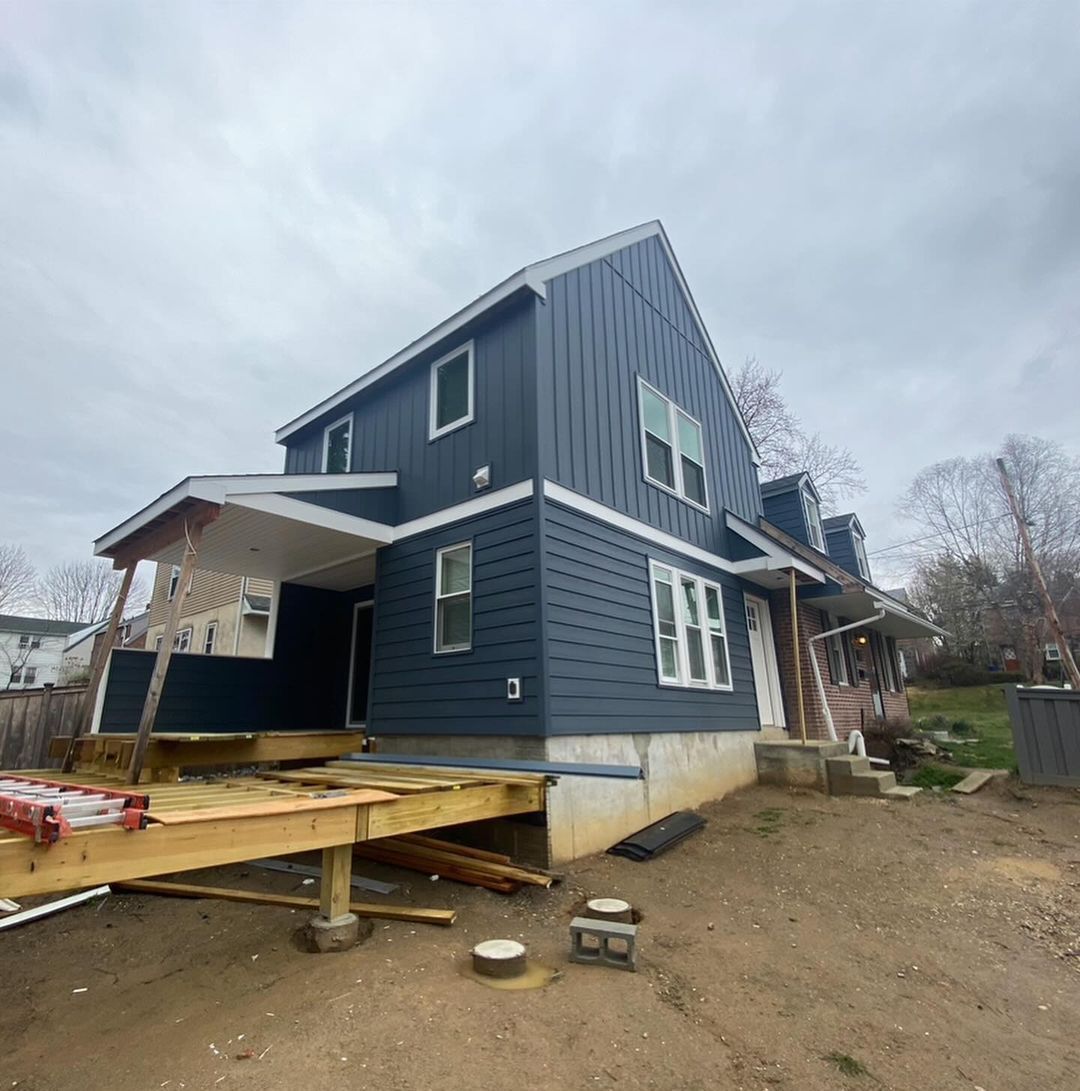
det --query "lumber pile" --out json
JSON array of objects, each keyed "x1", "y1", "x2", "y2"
[{"x1": 354, "y1": 834, "x2": 555, "y2": 894}]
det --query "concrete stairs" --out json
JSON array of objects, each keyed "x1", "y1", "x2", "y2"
[{"x1": 825, "y1": 755, "x2": 921, "y2": 801}]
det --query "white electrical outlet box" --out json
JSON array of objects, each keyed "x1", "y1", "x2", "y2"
[{"x1": 506, "y1": 677, "x2": 522, "y2": 702}]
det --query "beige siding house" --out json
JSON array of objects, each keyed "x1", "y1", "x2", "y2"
[{"x1": 145, "y1": 564, "x2": 274, "y2": 658}]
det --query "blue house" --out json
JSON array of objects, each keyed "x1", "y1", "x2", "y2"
[{"x1": 92, "y1": 222, "x2": 941, "y2": 861}]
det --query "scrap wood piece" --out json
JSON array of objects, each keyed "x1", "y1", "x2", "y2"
[
  {"x1": 951, "y1": 769, "x2": 1003, "y2": 794},
  {"x1": 607, "y1": 811, "x2": 706, "y2": 861},
  {"x1": 398, "y1": 833, "x2": 513, "y2": 865},
  {"x1": 147, "y1": 789, "x2": 399, "y2": 825},
  {"x1": 114, "y1": 879, "x2": 456, "y2": 926},
  {"x1": 0, "y1": 886, "x2": 110, "y2": 931},
  {"x1": 373, "y1": 837, "x2": 554, "y2": 887},
  {"x1": 353, "y1": 844, "x2": 521, "y2": 893}
]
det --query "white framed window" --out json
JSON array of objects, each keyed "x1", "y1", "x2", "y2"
[
  {"x1": 434, "y1": 542, "x2": 472, "y2": 653},
  {"x1": 24, "y1": 666, "x2": 36, "y2": 685},
  {"x1": 853, "y1": 533, "x2": 871, "y2": 580},
  {"x1": 802, "y1": 489, "x2": 825, "y2": 550},
  {"x1": 204, "y1": 622, "x2": 217, "y2": 655},
  {"x1": 175, "y1": 627, "x2": 192, "y2": 653},
  {"x1": 648, "y1": 561, "x2": 732, "y2": 690},
  {"x1": 1045, "y1": 643, "x2": 1062, "y2": 661},
  {"x1": 167, "y1": 565, "x2": 181, "y2": 601},
  {"x1": 637, "y1": 378, "x2": 708, "y2": 510},
  {"x1": 429, "y1": 342, "x2": 474, "y2": 440},
  {"x1": 155, "y1": 635, "x2": 163, "y2": 651},
  {"x1": 824, "y1": 614, "x2": 849, "y2": 685},
  {"x1": 322, "y1": 414, "x2": 353, "y2": 473},
  {"x1": 18, "y1": 634, "x2": 41, "y2": 649}
]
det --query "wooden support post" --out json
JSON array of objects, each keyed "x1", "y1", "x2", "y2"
[
  {"x1": 62, "y1": 563, "x2": 137, "y2": 772},
  {"x1": 320, "y1": 843, "x2": 354, "y2": 922},
  {"x1": 996, "y1": 458, "x2": 1080, "y2": 691},
  {"x1": 127, "y1": 519, "x2": 204, "y2": 784},
  {"x1": 789, "y1": 568, "x2": 808, "y2": 744}
]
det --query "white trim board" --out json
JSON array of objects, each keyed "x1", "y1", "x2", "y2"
[
  {"x1": 227, "y1": 493, "x2": 396, "y2": 543},
  {"x1": 393, "y1": 479, "x2": 534, "y2": 540}
]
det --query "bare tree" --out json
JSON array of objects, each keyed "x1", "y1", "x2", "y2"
[
  {"x1": 0, "y1": 544, "x2": 37, "y2": 614},
  {"x1": 731, "y1": 357, "x2": 866, "y2": 511},
  {"x1": 37, "y1": 559, "x2": 147, "y2": 624}
]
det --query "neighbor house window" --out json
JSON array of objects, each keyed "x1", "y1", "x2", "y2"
[
  {"x1": 204, "y1": 622, "x2": 217, "y2": 655},
  {"x1": 649, "y1": 561, "x2": 731, "y2": 690},
  {"x1": 18, "y1": 635, "x2": 41, "y2": 650},
  {"x1": 167, "y1": 565, "x2": 181, "y2": 601},
  {"x1": 24, "y1": 666, "x2": 36, "y2": 685},
  {"x1": 853, "y1": 533, "x2": 871, "y2": 580},
  {"x1": 434, "y1": 542, "x2": 472, "y2": 652},
  {"x1": 824, "y1": 613, "x2": 849, "y2": 685},
  {"x1": 637, "y1": 379, "x2": 708, "y2": 509},
  {"x1": 322, "y1": 414, "x2": 352, "y2": 473},
  {"x1": 175, "y1": 628, "x2": 192, "y2": 653},
  {"x1": 802, "y1": 489, "x2": 825, "y2": 550},
  {"x1": 429, "y1": 343, "x2": 474, "y2": 440}
]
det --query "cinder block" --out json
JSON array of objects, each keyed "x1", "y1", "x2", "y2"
[{"x1": 569, "y1": 916, "x2": 638, "y2": 972}]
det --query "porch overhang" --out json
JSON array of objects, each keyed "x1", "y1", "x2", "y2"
[
  {"x1": 806, "y1": 589, "x2": 948, "y2": 639},
  {"x1": 725, "y1": 511, "x2": 827, "y2": 589},
  {"x1": 94, "y1": 473, "x2": 397, "y2": 591}
]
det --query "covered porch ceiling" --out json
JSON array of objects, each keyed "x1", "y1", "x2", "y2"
[
  {"x1": 94, "y1": 473, "x2": 397, "y2": 591},
  {"x1": 807, "y1": 589, "x2": 948, "y2": 639},
  {"x1": 725, "y1": 511, "x2": 826, "y2": 589}
]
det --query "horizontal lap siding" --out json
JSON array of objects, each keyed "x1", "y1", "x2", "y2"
[
  {"x1": 283, "y1": 297, "x2": 537, "y2": 523},
  {"x1": 543, "y1": 501, "x2": 759, "y2": 735},
  {"x1": 538, "y1": 235, "x2": 761, "y2": 556},
  {"x1": 367, "y1": 500, "x2": 541, "y2": 736}
]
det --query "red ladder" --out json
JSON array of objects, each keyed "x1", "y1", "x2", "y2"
[{"x1": 0, "y1": 774, "x2": 149, "y2": 845}]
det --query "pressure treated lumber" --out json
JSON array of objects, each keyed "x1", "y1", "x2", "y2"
[
  {"x1": 353, "y1": 844, "x2": 521, "y2": 893},
  {"x1": 371, "y1": 837, "x2": 554, "y2": 887},
  {"x1": 398, "y1": 833, "x2": 513, "y2": 865},
  {"x1": 146, "y1": 789, "x2": 398, "y2": 825},
  {"x1": 320, "y1": 843, "x2": 353, "y2": 921},
  {"x1": 114, "y1": 879, "x2": 457, "y2": 925}
]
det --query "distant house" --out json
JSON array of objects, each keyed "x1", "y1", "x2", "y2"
[
  {"x1": 0, "y1": 614, "x2": 87, "y2": 690},
  {"x1": 91, "y1": 221, "x2": 944, "y2": 860},
  {"x1": 144, "y1": 565, "x2": 273, "y2": 657},
  {"x1": 118, "y1": 609, "x2": 150, "y2": 649}
]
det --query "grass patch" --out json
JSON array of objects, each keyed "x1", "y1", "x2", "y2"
[
  {"x1": 823, "y1": 1051, "x2": 869, "y2": 1077},
  {"x1": 907, "y1": 684, "x2": 1015, "y2": 769},
  {"x1": 909, "y1": 764, "x2": 967, "y2": 790},
  {"x1": 752, "y1": 808, "x2": 785, "y2": 837}
]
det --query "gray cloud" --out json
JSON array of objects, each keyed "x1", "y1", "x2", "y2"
[{"x1": 1, "y1": 1, "x2": 1078, "y2": 589}]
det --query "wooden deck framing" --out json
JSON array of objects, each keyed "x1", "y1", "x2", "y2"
[{"x1": 0, "y1": 762, "x2": 547, "y2": 899}]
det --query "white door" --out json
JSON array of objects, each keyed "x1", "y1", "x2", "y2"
[{"x1": 745, "y1": 595, "x2": 784, "y2": 728}]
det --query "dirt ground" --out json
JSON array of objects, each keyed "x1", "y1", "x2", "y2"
[{"x1": 3, "y1": 780, "x2": 1080, "y2": 1091}]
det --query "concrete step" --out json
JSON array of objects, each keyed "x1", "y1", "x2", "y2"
[
  {"x1": 828, "y1": 769, "x2": 898, "y2": 797},
  {"x1": 882, "y1": 785, "x2": 922, "y2": 800},
  {"x1": 826, "y1": 754, "x2": 872, "y2": 777}
]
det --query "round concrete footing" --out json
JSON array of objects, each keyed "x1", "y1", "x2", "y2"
[
  {"x1": 304, "y1": 912, "x2": 371, "y2": 953},
  {"x1": 472, "y1": 939, "x2": 527, "y2": 978},
  {"x1": 585, "y1": 898, "x2": 633, "y2": 924}
]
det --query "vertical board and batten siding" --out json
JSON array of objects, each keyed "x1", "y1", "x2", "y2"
[
  {"x1": 536, "y1": 234, "x2": 761, "y2": 560},
  {"x1": 367, "y1": 499, "x2": 542, "y2": 736},
  {"x1": 761, "y1": 489, "x2": 811, "y2": 548},
  {"x1": 541, "y1": 500, "x2": 760, "y2": 735},
  {"x1": 283, "y1": 296, "x2": 537, "y2": 524},
  {"x1": 1006, "y1": 686, "x2": 1080, "y2": 787}
]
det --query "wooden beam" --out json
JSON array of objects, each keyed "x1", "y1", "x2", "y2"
[
  {"x1": 114, "y1": 878, "x2": 456, "y2": 926},
  {"x1": 62, "y1": 563, "x2": 137, "y2": 772},
  {"x1": 127, "y1": 516, "x2": 206, "y2": 784},
  {"x1": 365, "y1": 782, "x2": 544, "y2": 840},
  {"x1": 109, "y1": 501, "x2": 221, "y2": 571},
  {"x1": 320, "y1": 843, "x2": 353, "y2": 921}
]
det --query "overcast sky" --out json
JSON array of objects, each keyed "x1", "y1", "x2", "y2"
[{"x1": 2, "y1": 1, "x2": 1078, "y2": 589}]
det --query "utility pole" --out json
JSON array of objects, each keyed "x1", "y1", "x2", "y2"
[{"x1": 995, "y1": 458, "x2": 1080, "y2": 690}]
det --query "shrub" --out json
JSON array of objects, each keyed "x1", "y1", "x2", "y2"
[{"x1": 914, "y1": 655, "x2": 1026, "y2": 688}]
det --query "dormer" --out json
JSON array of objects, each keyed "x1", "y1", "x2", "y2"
[
  {"x1": 760, "y1": 472, "x2": 826, "y2": 552},
  {"x1": 823, "y1": 513, "x2": 871, "y2": 582}
]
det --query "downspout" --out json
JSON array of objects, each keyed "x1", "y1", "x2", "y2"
[{"x1": 808, "y1": 609, "x2": 886, "y2": 741}]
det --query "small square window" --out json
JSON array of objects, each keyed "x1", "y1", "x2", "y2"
[
  {"x1": 429, "y1": 343, "x2": 475, "y2": 439},
  {"x1": 323, "y1": 415, "x2": 352, "y2": 473}
]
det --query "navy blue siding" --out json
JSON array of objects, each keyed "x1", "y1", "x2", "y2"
[
  {"x1": 542, "y1": 499, "x2": 760, "y2": 735},
  {"x1": 367, "y1": 499, "x2": 542, "y2": 736},
  {"x1": 762, "y1": 488, "x2": 810, "y2": 547},
  {"x1": 283, "y1": 296, "x2": 537, "y2": 523},
  {"x1": 537, "y1": 235, "x2": 762, "y2": 559},
  {"x1": 284, "y1": 488, "x2": 398, "y2": 525},
  {"x1": 824, "y1": 526, "x2": 860, "y2": 578}
]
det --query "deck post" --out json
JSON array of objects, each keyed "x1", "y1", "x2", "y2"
[
  {"x1": 126, "y1": 519, "x2": 204, "y2": 784},
  {"x1": 62, "y1": 563, "x2": 137, "y2": 772},
  {"x1": 789, "y1": 568, "x2": 808, "y2": 744},
  {"x1": 308, "y1": 842, "x2": 361, "y2": 952}
]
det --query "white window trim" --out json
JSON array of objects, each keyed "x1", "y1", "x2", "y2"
[
  {"x1": 853, "y1": 533, "x2": 871, "y2": 580},
  {"x1": 648, "y1": 559, "x2": 733, "y2": 692},
  {"x1": 167, "y1": 565, "x2": 180, "y2": 601},
  {"x1": 803, "y1": 489, "x2": 825, "y2": 551},
  {"x1": 824, "y1": 614, "x2": 850, "y2": 686},
  {"x1": 636, "y1": 378, "x2": 709, "y2": 513},
  {"x1": 203, "y1": 621, "x2": 217, "y2": 655},
  {"x1": 433, "y1": 541, "x2": 473, "y2": 654},
  {"x1": 321, "y1": 414, "x2": 353, "y2": 473},
  {"x1": 175, "y1": 627, "x2": 193, "y2": 653},
  {"x1": 428, "y1": 341, "x2": 475, "y2": 441}
]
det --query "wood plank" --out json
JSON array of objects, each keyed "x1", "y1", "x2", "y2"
[
  {"x1": 260, "y1": 770, "x2": 441, "y2": 794},
  {"x1": 374, "y1": 838, "x2": 552, "y2": 887},
  {"x1": 320, "y1": 843, "x2": 352, "y2": 920},
  {"x1": 364, "y1": 782, "x2": 544, "y2": 840},
  {"x1": 352, "y1": 845, "x2": 520, "y2": 893},
  {"x1": 114, "y1": 879, "x2": 456, "y2": 926},
  {"x1": 398, "y1": 833, "x2": 512, "y2": 865},
  {"x1": 327, "y1": 759, "x2": 546, "y2": 787},
  {"x1": 148, "y1": 789, "x2": 398, "y2": 825}
]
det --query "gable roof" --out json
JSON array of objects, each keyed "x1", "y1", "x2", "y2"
[
  {"x1": 823, "y1": 513, "x2": 867, "y2": 538},
  {"x1": 0, "y1": 614, "x2": 86, "y2": 637},
  {"x1": 273, "y1": 221, "x2": 760, "y2": 463},
  {"x1": 760, "y1": 472, "x2": 821, "y2": 502}
]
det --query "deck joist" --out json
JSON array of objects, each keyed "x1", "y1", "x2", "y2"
[{"x1": 0, "y1": 762, "x2": 547, "y2": 899}]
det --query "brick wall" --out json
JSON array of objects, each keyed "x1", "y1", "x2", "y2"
[{"x1": 768, "y1": 592, "x2": 910, "y2": 739}]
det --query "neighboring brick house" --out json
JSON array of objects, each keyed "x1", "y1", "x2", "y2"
[{"x1": 145, "y1": 564, "x2": 274, "y2": 658}]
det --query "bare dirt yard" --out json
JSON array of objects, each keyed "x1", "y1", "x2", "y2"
[{"x1": 3, "y1": 780, "x2": 1079, "y2": 1091}]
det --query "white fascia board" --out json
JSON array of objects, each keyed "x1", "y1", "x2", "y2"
[
  {"x1": 219, "y1": 472, "x2": 397, "y2": 495},
  {"x1": 725, "y1": 511, "x2": 826, "y2": 583},
  {"x1": 274, "y1": 270, "x2": 540, "y2": 443},
  {"x1": 871, "y1": 597, "x2": 949, "y2": 639},
  {"x1": 227, "y1": 493, "x2": 396, "y2": 543},
  {"x1": 394, "y1": 480, "x2": 534, "y2": 540}
]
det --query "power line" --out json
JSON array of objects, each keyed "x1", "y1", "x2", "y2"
[{"x1": 867, "y1": 512, "x2": 1016, "y2": 557}]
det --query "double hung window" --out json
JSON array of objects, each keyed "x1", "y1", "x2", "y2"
[{"x1": 638, "y1": 379, "x2": 708, "y2": 509}]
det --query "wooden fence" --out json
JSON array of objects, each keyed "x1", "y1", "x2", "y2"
[{"x1": 0, "y1": 684, "x2": 88, "y2": 771}]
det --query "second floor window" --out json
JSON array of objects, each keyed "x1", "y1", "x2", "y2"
[
  {"x1": 802, "y1": 489, "x2": 825, "y2": 551},
  {"x1": 637, "y1": 379, "x2": 708, "y2": 510},
  {"x1": 167, "y1": 565, "x2": 181, "y2": 600},
  {"x1": 853, "y1": 533, "x2": 871, "y2": 580},
  {"x1": 323, "y1": 415, "x2": 352, "y2": 473},
  {"x1": 18, "y1": 635, "x2": 41, "y2": 650},
  {"x1": 204, "y1": 622, "x2": 217, "y2": 655},
  {"x1": 429, "y1": 343, "x2": 474, "y2": 439}
]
